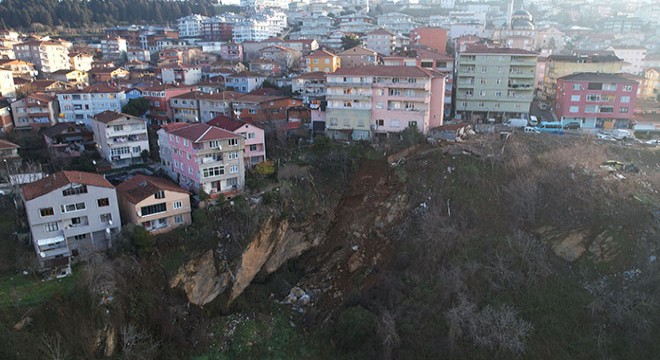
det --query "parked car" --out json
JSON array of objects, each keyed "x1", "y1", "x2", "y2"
[
  {"x1": 524, "y1": 126, "x2": 540, "y2": 134},
  {"x1": 612, "y1": 129, "x2": 632, "y2": 140},
  {"x1": 529, "y1": 115, "x2": 539, "y2": 126},
  {"x1": 563, "y1": 122, "x2": 580, "y2": 130}
]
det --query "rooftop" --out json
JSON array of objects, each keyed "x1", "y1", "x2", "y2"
[
  {"x1": 208, "y1": 115, "x2": 260, "y2": 132},
  {"x1": 116, "y1": 174, "x2": 188, "y2": 204},
  {"x1": 167, "y1": 122, "x2": 239, "y2": 143},
  {"x1": 330, "y1": 65, "x2": 444, "y2": 78},
  {"x1": 93, "y1": 110, "x2": 144, "y2": 124},
  {"x1": 558, "y1": 72, "x2": 638, "y2": 83},
  {"x1": 22, "y1": 171, "x2": 113, "y2": 201}
]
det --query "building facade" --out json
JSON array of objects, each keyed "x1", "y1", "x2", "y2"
[
  {"x1": 14, "y1": 39, "x2": 71, "y2": 74},
  {"x1": 544, "y1": 54, "x2": 623, "y2": 98},
  {"x1": 11, "y1": 93, "x2": 60, "y2": 131},
  {"x1": 57, "y1": 85, "x2": 128, "y2": 127},
  {"x1": 91, "y1": 111, "x2": 149, "y2": 166},
  {"x1": 208, "y1": 115, "x2": 266, "y2": 167}
]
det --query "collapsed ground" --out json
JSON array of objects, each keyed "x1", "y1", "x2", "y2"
[{"x1": 1, "y1": 133, "x2": 659, "y2": 359}]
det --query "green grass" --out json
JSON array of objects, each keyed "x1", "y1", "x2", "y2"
[{"x1": 0, "y1": 271, "x2": 80, "y2": 308}]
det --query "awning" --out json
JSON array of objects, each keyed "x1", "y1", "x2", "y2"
[{"x1": 37, "y1": 235, "x2": 65, "y2": 247}]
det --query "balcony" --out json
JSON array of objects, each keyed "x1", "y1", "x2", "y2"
[
  {"x1": 110, "y1": 134, "x2": 148, "y2": 143},
  {"x1": 326, "y1": 93, "x2": 372, "y2": 100}
]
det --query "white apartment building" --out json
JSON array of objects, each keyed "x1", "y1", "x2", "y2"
[
  {"x1": 161, "y1": 64, "x2": 203, "y2": 86},
  {"x1": 178, "y1": 14, "x2": 209, "y2": 38},
  {"x1": 14, "y1": 39, "x2": 72, "y2": 74},
  {"x1": 21, "y1": 171, "x2": 121, "y2": 278},
  {"x1": 100, "y1": 36, "x2": 128, "y2": 60},
  {"x1": 57, "y1": 85, "x2": 128, "y2": 128},
  {"x1": 607, "y1": 45, "x2": 647, "y2": 75},
  {"x1": 91, "y1": 111, "x2": 149, "y2": 166},
  {"x1": 365, "y1": 29, "x2": 396, "y2": 56},
  {"x1": 0, "y1": 69, "x2": 15, "y2": 98},
  {"x1": 377, "y1": 13, "x2": 419, "y2": 36}
]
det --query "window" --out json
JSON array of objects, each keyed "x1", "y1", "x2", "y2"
[
  {"x1": 408, "y1": 121, "x2": 417, "y2": 127},
  {"x1": 73, "y1": 234, "x2": 87, "y2": 241},
  {"x1": 113, "y1": 125, "x2": 124, "y2": 132},
  {"x1": 61, "y1": 202, "x2": 86, "y2": 213},
  {"x1": 140, "y1": 203, "x2": 167, "y2": 216},
  {"x1": 230, "y1": 165, "x2": 239, "y2": 173},
  {"x1": 620, "y1": 96, "x2": 630, "y2": 103},
  {"x1": 133, "y1": 146, "x2": 141, "y2": 154},
  {"x1": 44, "y1": 222, "x2": 59, "y2": 232},
  {"x1": 623, "y1": 85, "x2": 632, "y2": 92},
  {"x1": 571, "y1": 95, "x2": 580, "y2": 102},
  {"x1": 228, "y1": 151, "x2": 239, "y2": 159},
  {"x1": 600, "y1": 106, "x2": 614, "y2": 113},
  {"x1": 97, "y1": 198, "x2": 110, "y2": 207},
  {"x1": 40, "y1": 207, "x2": 54, "y2": 217},
  {"x1": 389, "y1": 89, "x2": 401, "y2": 96},
  {"x1": 248, "y1": 132, "x2": 255, "y2": 139},
  {"x1": 70, "y1": 217, "x2": 83, "y2": 226},
  {"x1": 480, "y1": 79, "x2": 487, "y2": 84},
  {"x1": 100, "y1": 213, "x2": 112, "y2": 223},
  {"x1": 183, "y1": 139, "x2": 189, "y2": 146},
  {"x1": 572, "y1": 84, "x2": 582, "y2": 90},
  {"x1": 587, "y1": 83, "x2": 602, "y2": 90},
  {"x1": 174, "y1": 215, "x2": 184, "y2": 224},
  {"x1": 173, "y1": 201, "x2": 182, "y2": 209},
  {"x1": 209, "y1": 140, "x2": 220, "y2": 148},
  {"x1": 585, "y1": 105, "x2": 598, "y2": 113},
  {"x1": 227, "y1": 177, "x2": 238, "y2": 187},
  {"x1": 391, "y1": 119, "x2": 400, "y2": 128},
  {"x1": 63, "y1": 184, "x2": 88, "y2": 196},
  {"x1": 495, "y1": 91, "x2": 502, "y2": 97},
  {"x1": 586, "y1": 94, "x2": 600, "y2": 102},
  {"x1": 569, "y1": 106, "x2": 579, "y2": 113},
  {"x1": 249, "y1": 144, "x2": 257, "y2": 151},
  {"x1": 619, "y1": 107, "x2": 629, "y2": 113},
  {"x1": 111, "y1": 147, "x2": 130, "y2": 156},
  {"x1": 155, "y1": 190, "x2": 165, "y2": 199},
  {"x1": 203, "y1": 166, "x2": 224, "y2": 178},
  {"x1": 228, "y1": 138, "x2": 238, "y2": 146}
]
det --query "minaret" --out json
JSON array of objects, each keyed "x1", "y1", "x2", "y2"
[{"x1": 507, "y1": 0, "x2": 515, "y2": 28}]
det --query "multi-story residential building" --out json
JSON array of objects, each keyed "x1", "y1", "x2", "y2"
[
  {"x1": 42, "y1": 122, "x2": 95, "y2": 157},
  {"x1": 21, "y1": 171, "x2": 121, "y2": 277},
  {"x1": 555, "y1": 73, "x2": 638, "y2": 129},
  {"x1": 208, "y1": 115, "x2": 266, "y2": 167},
  {"x1": 338, "y1": 14, "x2": 377, "y2": 34},
  {"x1": 641, "y1": 68, "x2": 659, "y2": 100},
  {"x1": 544, "y1": 54, "x2": 623, "y2": 98},
  {"x1": 0, "y1": 59, "x2": 36, "y2": 79},
  {"x1": 160, "y1": 64, "x2": 202, "y2": 86},
  {"x1": 0, "y1": 45, "x2": 14, "y2": 60},
  {"x1": 325, "y1": 65, "x2": 446, "y2": 140},
  {"x1": 100, "y1": 36, "x2": 128, "y2": 60},
  {"x1": 258, "y1": 45, "x2": 302, "y2": 72},
  {"x1": 142, "y1": 85, "x2": 195, "y2": 125},
  {"x1": 292, "y1": 72, "x2": 327, "y2": 106},
  {"x1": 0, "y1": 69, "x2": 14, "y2": 98},
  {"x1": 116, "y1": 174, "x2": 191, "y2": 234},
  {"x1": 298, "y1": 15, "x2": 335, "y2": 41},
  {"x1": 199, "y1": 91, "x2": 243, "y2": 122},
  {"x1": 455, "y1": 46, "x2": 538, "y2": 123},
  {"x1": 11, "y1": 93, "x2": 60, "y2": 131},
  {"x1": 178, "y1": 14, "x2": 209, "y2": 38},
  {"x1": 50, "y1": 69, "x2": 89, "y2": 86},
  {"x1": 69, "y1": 52, "x2": 94, "y2": 72},
  {"x1": 225, "y1": 71, "x2": 266, "y2": 93},
  {"x1": 170, "y1": 91, "x2": 205, "y2": 123},
  {"x1": 377, "y1": 13, "x2": 419, "y2": 36},
  {"x1": 410, "y1": 27, "x2": 448, "y2": 54},
  {"x1": 536, "y1": 26, "x2": 566, "y2": 52},
  {"x1": 126, "y1": 48, "x2": 151, "y2": 63},
  {"x1": 365, "y1": 29, "x2": 396, "y2": 56},
  {"x1": 305, "y1": 49, "x2": 341, "y2": 73},
  {"x1": 91, "y1": 111, "x2": 149, "y2": 166},
  {"x1": 157, "y1": 122, "x2": 189, "y2": 180},
  {"x1": 202, "y1": 16, "x2": 237, "y2": 42},
  {"x1": 230, "y1": 95, "x2": 298, "y2": 123},
  {"x1": 232, "y1": 11, "x2": 287, "y2": 43},
  {"x1": 57, "y1": 85, "x2": 128, "y2": 127},
  {"x1": 0, "y1": 99, "x2": 13, "y2": 132},
  {"x1": 160, "y1": 123, "x2": 245, "y2": 196},
  {"x1": 337, "y1": 46, "x2": 378, "y2": 68},
  {"x1": 13, "y1": 39, "x2": 72, "y2": 74},
  {"x1": 220, "y1": 42, "x2": 244, "y2": 62},
  {"x1": 0, "y1": 138, "x2": 20, "y2": 162},
  {"x1": 607, "y1": 45, "x2": 647, "y2": 75}
]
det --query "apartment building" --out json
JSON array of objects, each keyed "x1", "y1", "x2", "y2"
[
  {"x1": 0, "y1": 59, "x2": 36, "y2": 79},
  {"x1": 11, "y1": 93, "x2": 60, "y2": 131},
  {"x1": 100, "y1": 36, "x2": 128, "y2": 60},
  {"x1": 377, "y1": 13, "x2": 419, "y2": 36},
  {"x1": 142, "y1": 85, "x2": 195, "y2": 125},
  {"x1": 91, "y1": 111, "x2": 149, "y2": 166},
  {"x1": 69, "y1": 52, "x2": 94, "y2": 72},
  {"x1": 544, "y1": 54, "x2": 623, "y2": 98},
  {"x1": 455, "y1": 46, "x2": 538, "y2": 123},
  {"x1": 14, "y1": 39, "x2": 72, "y2": 74},
  {"x1": 410, "y1": 27, "x2": 448, "y2": 54},
  {"x1": 161, "y1": 64, "x2": 203, "y2": 86},
  {"x1": 0, "y1": 69, "x2": 14, "y2": 98},
  {"x1": 160, "y1": 123, "x2": 245, "y2": 196},
  {"x1": 21, "y1": 171, "x2": 121, "y2": 277},
  {"x1": 42, "y1": 122, "x2": 95, "y2": 157},
  {"x1": 202, "y1": 16, "x2": 236, "y2": 42},
  {"x1": 57, "y1": 85, "x2": 128, "y2": 127},
  {"x1": 607, "y1": 45, "x2": 647, "y2": 76},
  {"x1": 199, "y1": 91, "x2": 243, "y2": 122},
  {"x1": 337, "y1": 46, "x2": 379, "y2": 68},
  {"x1": 225, "y1": 71, "x2": 266, "y2": 93},
  {"x1": 208, "y1": 115, "x2": 266, "y2": 167},
  {"x1": 305, "y1": 49, "x2": 341, "y2": 73},
  {"x1": 178, "y1": 14, "x2": 209, "y2": 38},
  {"x1": 292, "y1": 71, "x2": 327, "y2": 106},
  {"x1": 365, "y1": 29, "x2": 396, "y2": 56},
  {"x1": 555, "y1": 72, "x2": 638, "y2": 129},
  {"x1": 170, "y1": 91, "x2": 205, "y2": 123},
  {"x1": 220, "y1": 42, "x2": 244, "y2": 62},
  {"x1": 116, "y1": 174, "x2": 191, "y2": 234},
  {"x1": 325, "y1": 65, "x2": 446, "y2": 141}
]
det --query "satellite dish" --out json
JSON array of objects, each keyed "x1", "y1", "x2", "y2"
[
  {"x1": 108, "y1": 220, "x2": 113, "y2": 225},
  {"x1": 105, "y1": 228, "x2": 111, "y2": 234},
  {"x1": 39, "y1": 252, "x2": 46, "y2": 258}
]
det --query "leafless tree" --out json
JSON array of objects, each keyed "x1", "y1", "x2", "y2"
[
  {"x1": 120, "y1": 324, "x2": 160, "y2": 360},
  {"x1": 40, "y1": 333, "x2": 70, "y2": 360}
]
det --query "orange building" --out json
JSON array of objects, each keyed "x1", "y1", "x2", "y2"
[
  {"x1": 304, "y1": 49, "x2": 340, "y2": 73},
  {"x1": 410, "y1": 27, "x2": 448, "y2": 54}
]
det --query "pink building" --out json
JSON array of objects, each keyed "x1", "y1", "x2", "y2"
[
  {"x1": 160, "y1": 123, "x2": 246, "y2": 197},
  {"x1": 555, "y1": 72, "x2": 638, "y2": 129},
  {"x1": 220, "y1": 42, "x2": 243, "y2": 62},
  {"x1": 207, "y1": 115, "x2": 266, "y2": 167}
]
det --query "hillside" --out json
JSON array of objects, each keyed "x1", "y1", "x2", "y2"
[{"x1": 0, "y1": 133, "x2": 658, "y2": 359}]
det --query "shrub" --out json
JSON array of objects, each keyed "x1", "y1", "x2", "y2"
[{"x1": 334, "y1": 306, "x2": 378, "y2": 352}]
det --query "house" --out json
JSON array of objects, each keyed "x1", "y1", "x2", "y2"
[
  {"x1": 257, "y1": 45, "x2": 302, "y2": 72},
  {"x1": 57, "y1": 85, "x2": 128, "y2": 127},
  {"x1": 410, "y1": 27, "x2": 448, "y2": 54},
  {"x1": 555, "y1": 72, "x2": 638, "y2": 129},
  {"x1": 170, "y1": 91, "x2": 205, "y2": 123},
  {"x1": 219, "y1": 42, "x2": 244, "y2": 62},
  {"x1": 249, "y1": 59, "x2": 283, "y2": 77},
  {"x1": 0, "y1": 138, "x2": 20, "y2": 162},
  {"x1": 49, "y1": 69, "x2": 89, "y2": 86},
  {"x1": 91, "y1": 111, "x2": 149, "y2": 166},
  {"x1": 304, "y1": 49, "x2": 341, "y2": 73},
  {"x1": 69, "y1": 52, "x2": 94, "y2": 72},
  {"x1": 0, "y1": 98, "x2": 12, "y2": 132},
  {"x1": 11, "y1": 92, "x2": 60, "y2": 131},
  {"x1": 208, "y1": 115, "x2": 266, "y2": 167},
  {"x1": 0, "y1": 69, "x2": 14, "y2": 98},
  {"x1": 141, "y1": 84, "x2": 196, "y2": 125},
  {"x1": 199, "y1": 91, "x2": 244, "y2": 122},
  {"x1": 337, "y1": 46, "x2": 379, "y2": 68},
  {"x1": 42, "y1": 123, "x2": 95, "y2": 157},
  {"x1": 544, "y1": 54, "x2": 623, "y2": 98},
  {"x1": 0, "y1": 59, "x2": 36, "y2": 79},
  {"x1": 88, "y1": 67, "x2": 130, "y2": 83},
  {"x1": 21, "y1": 171, "x2": 121, "y2": 278},
  {"x1": 365, "y1": 29, "x2": 396, "y2": 56},
  {"x1": 126, "y1": 48, "x2": 151, "y2": 63},
  {"x1": 116, "y1": 175, "x2": 191, "y2": 234},
  {"x1": 325, "y1": 65, "x2": 446, "y2": 141},
  {"x1": 160, "y1": 122, "x2": 245, "y2": 196},
  {"x1": 160, "y1": 63, "x2": 202, "y2": 85},
  {"x1": 641, "y1": 68, "x2": 659, "y2": 99},
  {"x1": 230, "y1": 95, "x2": 299, "y2": 124},
  {"x1": 454, "y1": 45, "x2": 538, "y2": 123},
  {"x1": 225, "y1": 71, "x2": 266, "y2": 93},
  {"x1": 21, "y1": 79, "x2": 72, "y2": 95}
]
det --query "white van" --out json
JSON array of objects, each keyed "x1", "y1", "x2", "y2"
[{"x1": 529, "y1": 115, "x2": 539, "y2": 126}]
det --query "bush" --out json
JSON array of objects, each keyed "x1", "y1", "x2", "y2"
[
  {"x1": 334, "y1": 306, "x2": 378, "y2": 352},
  {"x1": 133, "y1": 226, "x2": 155, "y2": 252}
]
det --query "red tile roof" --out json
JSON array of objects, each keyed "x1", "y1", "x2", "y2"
[
  {"x1": 199, "y1": 91, "x2": 243, "y2": 101},
  {"x1": 463, "y1": 44, "x2": 538, "y2": 55},
  {"x1": 294, "y1": 71, "x2": 327, "y2": 80},
  {"x1": 170, "y1": 90, "x2": 205, "y2": 100},
  {"x1": 160, "y1": 122, "x2": 190, "y2": 132},
  {"x1": 93, "y1": 110, "x2": 144, "y2": 124},
  {"x1": 307, "y1": 49, "x2": 338, "y2": 58},
  {"x1": 21, "y1": 171, "x2": 114, "y2": 201},
  {"x1": 168, "y1": 122, "x2": 239, "y2": 143},
  {"x1": 60, "y1": 84, "x2": 124, "y2": 94},
  {"x1": 331, "y1": 65, "x2": 444, "y2": 78},
  {"x1": 207, "y1": 115, "x2": 254, "y2": 132},
  {"x1": 116, "y1": 174, "x2": 188, "y2": 204},
  {"x1": 0, "y1": 139, "x2": 19, "y2": 149}
]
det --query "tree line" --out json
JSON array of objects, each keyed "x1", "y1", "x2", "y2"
[{"x1": 0, "y1": 0, "x2": 219, "y2": 29}]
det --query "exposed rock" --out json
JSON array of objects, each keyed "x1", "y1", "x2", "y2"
[
  {"x1": 13, "y1": 316, "x2": 32, "y2": 331},
  {"x1": 104, "y1": 325, "x2": 117, "y2": 357},
  {"x1": 171, "y1": 250, "x2": 230, "y2": 306},
  {"x1": 588, "y1": 230, "x2": 622, "y2": 262},
  {"x1": 291, "y1": 286, "x2": 306, "y2": 298},
  {"x1": 347, "y1": 252, "x2": 363, "y2": 273},
  {"x1": 552, "y1": 230, "x2": 588, "y2": 262},
  {"x1": 298, "y1": 293, "x2": 311, "y2": 306}
]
